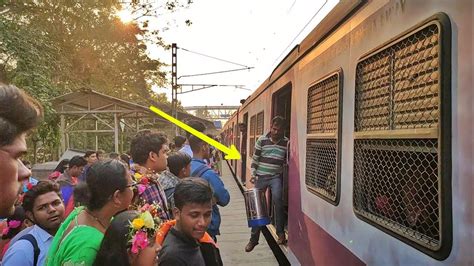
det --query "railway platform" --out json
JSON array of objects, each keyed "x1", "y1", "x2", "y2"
[{"x1": 218, "y1": 162, "x2": 278, "y2": 265}]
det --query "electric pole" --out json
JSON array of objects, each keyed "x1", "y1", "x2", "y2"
[{"x1": 171, "y1": 43, "x2": 178, "y2": 135}]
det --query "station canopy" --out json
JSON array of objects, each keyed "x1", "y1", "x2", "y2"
[{"x1": 52, "y1": 89, "x2": 214, "y2": 154}]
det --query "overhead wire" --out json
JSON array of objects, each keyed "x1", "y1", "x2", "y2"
[
  {"x1": 272, "y1": 0, "x2": 328, "y2": 67},
  {"x1": 178, "y1": 46, "x2": 252, "y2": 68}
]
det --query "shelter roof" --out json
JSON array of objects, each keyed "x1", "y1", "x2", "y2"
[{"x1": 51, "y1": 89, "x2": 215, "y2": 129}]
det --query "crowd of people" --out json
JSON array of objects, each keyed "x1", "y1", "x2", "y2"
[
  {"x1": 0, "y1": 82, "x2": 291, "y2": 265},
  {"x1": 0, "y1": 84, "x2": 231, "y2": 266}
]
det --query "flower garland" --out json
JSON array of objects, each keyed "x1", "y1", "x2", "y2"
[
  {"x1": 1, "y1": 220, "x2": 22, "y2": 236},
  {"x1": 127, "y1": 203, "x2": 163, "y2": 254},
  {"x1": 133, "y1": 172, "x2": 149, "y2": 196}
]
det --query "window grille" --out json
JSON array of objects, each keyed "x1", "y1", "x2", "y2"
[
  {"x1": 305, "y1": 71, "x2": 342, "y2": 204},
  {"x1": 353, "y1": 18, "x2": 451, "y2": 257},
  {"x1": 256, "y1": 111, "x2": 264, "y2": 135},
  {"x1": 249, "y1": 115, "x2": 256, "y2": 156}
]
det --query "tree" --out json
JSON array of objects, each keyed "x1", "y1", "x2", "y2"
[{"x1": 0, "y1": 0, "x2": 191, "y2": 162}]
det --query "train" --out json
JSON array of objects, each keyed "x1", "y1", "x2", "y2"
[{"x1": 221, "y1": 0, "x2": 472, "y2": 265}]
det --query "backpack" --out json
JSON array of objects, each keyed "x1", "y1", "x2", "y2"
[
  {"x1": 18, "y1": 234, "x2": 39, "y2": 266},
  {"x1": 191, "y1": 163, "x2": 212, "y2": 178}
]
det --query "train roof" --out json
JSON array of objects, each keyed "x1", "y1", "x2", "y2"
[{"x1": 223, "y1": 0, "x2": 364, "y2": 129}]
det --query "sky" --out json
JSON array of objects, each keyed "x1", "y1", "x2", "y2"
[{"x1": 144, "y1": 0, "x2": 339, "y2": 107}]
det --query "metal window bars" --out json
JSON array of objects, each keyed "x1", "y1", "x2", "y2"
[
  {"x1": 353, "y1": 21, "x2": 446, "y2": 253},
  {"x1": 306, "y1": 71, "x2": 342, "y2": 204}
]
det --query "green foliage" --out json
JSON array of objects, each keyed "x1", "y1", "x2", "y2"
[{"x1": 0, "y1": 0, "x2": 189, "y2": 162}]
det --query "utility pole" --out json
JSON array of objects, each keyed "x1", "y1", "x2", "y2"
[{"x1": 171, "y1": 43, "x2": 178, "y2": 135}]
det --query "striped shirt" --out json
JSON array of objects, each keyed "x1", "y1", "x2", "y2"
[{"x1": 251, "y1": 133, "x2": 289, "y2": 178}]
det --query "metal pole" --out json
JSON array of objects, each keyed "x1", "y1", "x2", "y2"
[
  {"x1": 114, "y1": 113, "x2": 119, "y2": 153},
  {"x1": 95, "y1": 120, "x2": 99, "y2": 151},
  {"x1": 60, "y1": 115, "x2": 66, "y2": 155},
  {"x1": 171, "y1": 43, "x2": 178, "y2": 136}
]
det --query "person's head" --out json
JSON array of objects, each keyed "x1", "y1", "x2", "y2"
[
  {"x1": 185, "y1": 120, "x2": 206, "y2": 138},
  {"x1": 73, "y1": 182, "x2": 90, "y2": 207},
  {"x1": 173, "y1": 135, "x2": 186, "y2": 150},
  {"x1": 22, "y1": 160, "x2": 32, "y2": 170},
  {"x1": 84, "y1": 150, "x2": 98, "y2": 165},
  {"x1": 173, "y1": 178, "x2": 213, "y2": 240},
  {"x1": 94, "y1": 210, "x2": 159, "y2": 266},
  {"x1": 120, "y1": 153, "x2": 131, "y2": 167},
  {"x1": 130, "y1": 130, "x2": 169, "y2": 172},
  {"x1": 96, "y1": 149, "x2": 106, "y2": 161},
  {"x1": 109, "y1": 152, "x2": 120, "y2": 160},
  {"x1": 0, "y1": 84, "x2": 43, "y2": 218},
  {"x1": 53, "y1": 159, "x2": 70, "y2": 174},
  {"x1": 68, "y1": 155, "x2": 87, "y2": 177},
  {"x1": 189, "y1": 135, "x2": 210, "y2": 160},
  {"x1": 270, "y1": 116, "x2": 285, "y2": 140},
  {"x1": 1, "y1": 206, "x2": 27, "y2": 240},
  {"x1": 86, "y1": 160, "x2": 134, "y2": 213},
  {"x1": 22, "y1": 181, "x2": 65, "y2": 234},
  {"x1": 167, "y1": 152, "x2": 192, "y2": 178},
  {"x1": 239, "y1": 123, "x2": 247, "y2": 133}
]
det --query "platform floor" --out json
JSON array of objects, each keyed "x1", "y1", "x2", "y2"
[{"x1": 217, "y1": 163, "x2": 278, "y2": 265}]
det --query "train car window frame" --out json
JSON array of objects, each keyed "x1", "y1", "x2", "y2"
[
  {"x1": 352, "y1": 13, "x2": 452, "y2": 260},
  {"x1": 249, "y1": 111, "x2": 265, "y2": 158},
  {"x1": 249, "y1": 115, "x2": 256, "y2": 157},
  {"x1": 305, "y1": 69, "x2": 343, "y2": 205}
]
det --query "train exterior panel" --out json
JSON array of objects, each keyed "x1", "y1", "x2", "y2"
[{"x1": 222, "y1": 0, "x2": 473, "y2": 265}]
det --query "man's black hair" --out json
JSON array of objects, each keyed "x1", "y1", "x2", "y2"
[
  {"x1": 167, "y1": 151, "x2": 192, "y2": 177},
  {"x1": 173, "y1": 135, "x2": 186, "y2": 148},
  {"x1": 69, "y1": 155, "x2": 87, "y2": 168},
  {"x1": 174, "y1": 178, "x2": 213, "y2": 210},
  {"x1": 0, "y1": 84, "x2": 43, "y2": 147},
  {"x1": 130, "y1": 130, "x2": 168, "y2": 165},
  {"x1": 185, "y1": 120, "x2": 206, "y2": 138},
  {"x1": 189, "y1": 135, "x2": 206, "y2": 154},
  {"x1": 22, "y1": 181, "x2": 61, "y2": 213},
  {"x1": 109, "y1": 152, "x2": 119, "y2": 160},
  {"x1": 84, "y1": 150, "x2": 96, "y2": 158},
  {"x1": 271, "y1": 116, "x2": 286, "y2": 127},
  {"x1": 53, "y1": 159, "x2": 70, "y2": 173}
]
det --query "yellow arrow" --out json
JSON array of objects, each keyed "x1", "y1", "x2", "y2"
[{"x1": 149, "y1": 105, "x2": 241, "y2": 160}]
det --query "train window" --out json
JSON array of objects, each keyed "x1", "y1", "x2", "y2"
[
  {"x1": 353, "y1": 17, "x2": 451, "y2": 259},
  {"x1": 248, "y1": 111, "x2": 264, "y2": 158},
  {"x1": 249, "y1": 115, "x2": 256, "y2": 157},
  {"x1": 305, "y1": 71, "x2": 342, "y2": 205},
  {"x1": 256, "y1": 111, "x2": 264, "y2": 136}
]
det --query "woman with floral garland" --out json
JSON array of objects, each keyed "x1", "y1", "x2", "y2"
[
  {"x1": 94, "y1": 207, "x2": 162, "y2": 266},
  {"x1": 46, "y1": 160, "x2": 136, "y2": 266}
]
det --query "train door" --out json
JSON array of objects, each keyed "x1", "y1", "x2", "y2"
[
  {"x1": 271, "y1": 83, "x2": 292, "y2": 237},
  {"x1": 240, "y1": 113, "x2": 248, "y2": 183}
]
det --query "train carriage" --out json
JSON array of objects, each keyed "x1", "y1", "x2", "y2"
[{"x1": 222, "y1": 0, "x2": 472, "y2": 265}]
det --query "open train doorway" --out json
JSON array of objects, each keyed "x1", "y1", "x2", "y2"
[
  {"x1": 271, "y1": 83, "x2": 292, "y2": 240},
  {"x1": 240, "y1": 113, "x2": 249, "y2": 184}
]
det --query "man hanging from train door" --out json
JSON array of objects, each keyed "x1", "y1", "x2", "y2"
[{"x1": 245, "y1": 116, "x2": 289, "y2": 252}]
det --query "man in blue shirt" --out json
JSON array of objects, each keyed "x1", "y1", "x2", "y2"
[
  {"x1": 189, "y1": 135, "x2": 230, "y2": 242},
  {"x1": 3, "y1": 181, "x2": 65, "y2": 266}
]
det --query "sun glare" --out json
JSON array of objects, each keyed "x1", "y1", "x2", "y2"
[{"x1": 117, "y1": 9, "x2": 134, "y2": 24}]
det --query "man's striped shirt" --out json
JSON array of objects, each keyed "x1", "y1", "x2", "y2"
[{"x1": 251, "y1": 133, "x2": 289, "y2": 178}]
